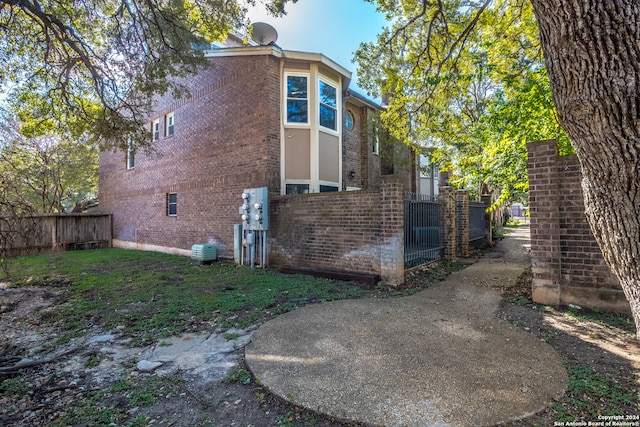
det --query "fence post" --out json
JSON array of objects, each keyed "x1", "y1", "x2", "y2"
[
  {"x1": 481, "y1": 194, "x2": 492, "y2": 245},
  {"x1": 379, "y1": 175, "x2": 405, "y2": 286},
  {"x1": 456, "y1": 190, "x2": 470, "y2": 257},
  {"x1": 440, "y1": 186, "x2": 457, "y2": 261},
  {"x1": 51, "y1": 216, "x2": 58, "y2": 250}
]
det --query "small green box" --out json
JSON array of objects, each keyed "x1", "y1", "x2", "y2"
[{"x1": 191, "y1": 244, "x2": 217, "y2": 263}]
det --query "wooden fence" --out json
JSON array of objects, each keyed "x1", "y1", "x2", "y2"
[{"x1": 0, "y1": 214, "x2": 112, "y2": 256}]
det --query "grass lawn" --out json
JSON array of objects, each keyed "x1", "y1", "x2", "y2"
[{"x1": 3, "y1": 248, "x2": 460, "y2": 347}]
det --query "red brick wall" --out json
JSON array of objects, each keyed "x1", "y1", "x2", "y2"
[
  {"x1": 527, "y1": 140, "x2": 629, "y2": 312},
  {"x1": 98, "y1": 54, "x2": 282, "y2": 256},
  {"x1": 268, "y1": 176, "x2": 405, "y2": 285},
  {"x1": 342, "y1": 102, "x2": 368, "y2": 189}
]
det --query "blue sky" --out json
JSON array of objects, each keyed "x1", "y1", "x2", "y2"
[{"x1": 247, "y1": 0, "x2": 387, "y2": 95}]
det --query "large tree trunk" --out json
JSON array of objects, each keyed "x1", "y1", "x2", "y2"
[{"x1": 530, "y1": 0, "x2": 640, "y2": 338}]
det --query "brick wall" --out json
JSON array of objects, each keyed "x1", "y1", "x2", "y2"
[
  {"x1": 527, "y1": 139, "x2": 629, "y2": 313},
  {"x1": 268, "y1": 176, "x2": 404, "y2": 285},
  {"x1": 98, "y1": 53, "x2": 381, "y2": 259},
  {"x1": 98, "y1": 54, "x2": 282, "y2": 256}
]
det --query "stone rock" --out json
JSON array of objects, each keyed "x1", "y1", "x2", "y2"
[
  {"x1": 88, "y1": 334, "x2": 116, "y2": 345},
  {"x1": 137, "y1": 360, "x2": 163, "y2": 372}
]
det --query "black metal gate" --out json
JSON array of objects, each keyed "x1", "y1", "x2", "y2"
[
  {"x1": 469, "y1": 201, "x2": 488, "y2": 247},
  {"x1": 404, "y1": 192, "x2": 444, "y2": 268}
]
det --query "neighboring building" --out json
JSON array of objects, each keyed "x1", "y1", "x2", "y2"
[
  {"x1": 98, "y1": 33, "x2": 420, "y2": 258},
  {"x1": 418, "y1": 152, "x2": 440, "y2": 199}
]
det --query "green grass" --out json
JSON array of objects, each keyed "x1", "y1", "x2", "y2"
[
  {"x1": 46, "y1": 375, "x2": 181, "y2": 427},
  {"x1": 0, "y1": 378, "x2": 29, "y2": 396},
  {"x1": 563, "y1": 307, "x2": 636, "y2": 331},
  {"x1": 7, "y1": 248, "x2": 371, "y2": 345},
  {"x1": 553, "y1": 364, "x2": 638, "y2": 420}
]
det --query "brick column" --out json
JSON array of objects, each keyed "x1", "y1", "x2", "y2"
[
  {"x1": 440, "y1": 186, "x2": 457, "y2": 261},
  {"x1": 380, "y1": 175, "x2": 404, "y2": 286},
  {"x1": 527, "y1": 139, "x2": 562, "y2": 305},
  {"x1": 456, "y1": 190, "x2": 470, "y2": 257}
]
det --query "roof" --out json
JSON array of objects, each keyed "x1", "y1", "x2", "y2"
[
  {"x1": 345, "y1": 89, "x2": 381, "y2": 110},
  {"x1": 203, "y1": 45, "x2": 378, "y2": 104}
]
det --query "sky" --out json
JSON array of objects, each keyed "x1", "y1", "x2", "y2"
[{"x1": 247, "y1": 0, "x2": 387, "y2": 96}]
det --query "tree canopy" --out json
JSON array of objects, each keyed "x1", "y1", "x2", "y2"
[
  {"x1": 0, "y1": 0, "x2": 296, "y2": 150},
  {"x1": 355, "y1": 0, "x2": 570, "y2": 204},
  {"x1": 0, "y1": 118, "x2": 98, "y2": 215}
]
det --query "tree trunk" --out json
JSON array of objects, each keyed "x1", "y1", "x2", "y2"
[{"x1": 530, "y1": 0, "x2": 640, "y2": 338}]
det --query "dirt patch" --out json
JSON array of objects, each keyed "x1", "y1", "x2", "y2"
[
  {"x1": 495, "y1": 270, "x2": 640, "y2": 425},
  {"x1": 0, "y1": 284, "x2": 357, "y2": 426}
]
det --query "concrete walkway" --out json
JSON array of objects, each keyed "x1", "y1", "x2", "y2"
[{"x1": 245, "y1": 227, "x2": 567, "y2": 426}]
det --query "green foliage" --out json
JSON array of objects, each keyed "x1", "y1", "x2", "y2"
[
  {"x1": 355, "y1": 0, "x2": 572, "y2": 206},
  {"x1": 276, "y1": 412, "x2": 295, "y2": 427},
  {"x1": 0, "y1": 118, "x2": 98, "y2": 214},
  {"x1": 557, "y1": 365, "x2": 637, "y2": 418},
  {"x1": 47, "y1": 375, "x2": 180, "y2": 426},
  {"x1": 0, "y1": 378, "x2": 29, "y2": 396},
  {"x1": 0, "y1": 0, "x2": 296, "y2": 150},
  {"x1": 225, "y1": 368, "x2": 252, "y2": 385},
  {"x1": 223, "y1": 332, "x2": 240, "y2": 341}
]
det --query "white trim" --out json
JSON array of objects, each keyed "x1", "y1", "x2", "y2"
[
  {"x1": 317, "y1": 76, "x2": 340, "y2": 134},
  {"x1": 165, "y1": 112, "x2": 175, "y2": 137},
  {"x1": 152, "y1": 119, "x2": 160, "y2": 142},
  {"x1": 345, "y1": 110, "x2": 354, "y2": 130},
  {"x1": 284, "y1": 72, "x2": 310, "y2": 127},
  {"x1": 280, "y1": 66, "x2": 343, "y2": 194},
  {"x1": 204, "y1": 47, "x2": 353, "y2": 90},
  {"x1": 126, "y1": 137, "x2": 135, "y2": 170}
]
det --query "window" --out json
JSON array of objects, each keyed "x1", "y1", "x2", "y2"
[
  {"x1": 126, "y1": 137, "x2": 135, "y2": 170},
  {"x1": 420, "y1": 154, "x2": 431, "y2": 178},
  {"x1": 165, "y1": 112, "x2": 174, "y2": 137},
  {"x1": 285, "y1": 183, "x2": 309, "y2": 195},
  {"x1": 167, "y1": 193, "x2": 177, "y2": 216},
  {"x1": 286, "y1": 75, "x2": 308, "y2": 124},
  {"x1": 345, "y1": 111, "x2": 354, "y2": 130},
  {"x1": 319, "y1": 79, "x2": 337, "y2": 131},
  {"x1": 319, "y1": 185, "x2": 339, "y2": 193},
  {"x1": 152, "y1": 119, "x2": 160, "y2": 142}
]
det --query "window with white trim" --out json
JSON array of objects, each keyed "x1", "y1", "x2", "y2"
[
  {"x1": 152, "y1": 119, "x2": 160, "y2": 142},
  {"x1": 165, "y1": 112, "x2": 174, "y2": 137},
  {"x1": 345, "y1": 110, "x2": 354, "y2": 130},
  {"x1": 167, "y1": 193, "x2": 177, "y2": 216},
  {"x1": 319, "y1": 79, "x2": 338, "y2": 131},
  {"x1": 286, "y1": 74, "x2": 309, "y2": 124},
  {"x1": 126, "y1": 136, "x2": 135, "y2": 170},
  {"x1": 420, "y1": 154, "x2": 432, "y2": 178}
]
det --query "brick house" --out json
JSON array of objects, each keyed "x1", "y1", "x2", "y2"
[{"x1": 98, "y1": 35, "x2": 431, "y2": 261}]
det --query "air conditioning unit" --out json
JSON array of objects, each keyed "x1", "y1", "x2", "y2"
[{"x1": 191, "y1": 244, "x2": 217, "y2": 264}]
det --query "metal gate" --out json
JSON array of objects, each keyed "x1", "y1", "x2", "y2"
[
  {"x1": 457, "y1": 199, "x2": 488, "y2": 253},
  {"x1": 469, "y1": 201, "x2": 488, "y2": 247},
  {"x1": 404, "y1": 192, "x2": 444, "y2": 268}
]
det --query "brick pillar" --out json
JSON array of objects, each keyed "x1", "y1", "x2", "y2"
[
  {"x1": 440, "y1": 186, "x2": 457, "y2": 261},
  {"x1": 380, "y1": 175, "x2": 404, "y2": 286},
  {"x1": 456, "y1": 190, "x2": 470, "y2": 257},
  {"x1": 527, "y1": 139, "x2": 562, "y2": 305},
  {"x1": 481, "y1": 194, "x2": 492, "y2": 244}
]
